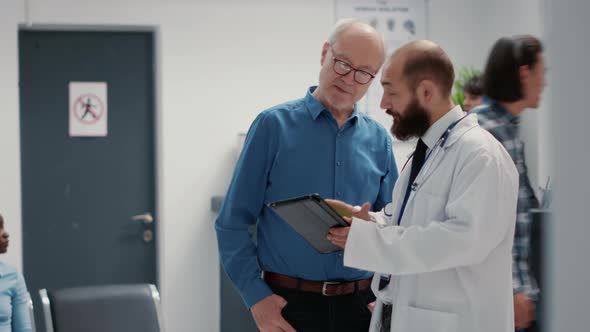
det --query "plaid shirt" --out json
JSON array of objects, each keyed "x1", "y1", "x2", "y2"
[{"x1": 476, "y1": 102, "x2": 540, "y2": 297}]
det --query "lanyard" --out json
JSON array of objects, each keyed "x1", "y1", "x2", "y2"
[
  {"x1": 400, "y1": 113, "x2": 471, "y2": 172},
  {"x1": 395, "y1": 113, "x2": 471, "y2": 224}
]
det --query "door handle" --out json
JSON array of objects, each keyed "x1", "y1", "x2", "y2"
[{"x1": 131, "y1": 212, "x2": 154, "y2": 225}]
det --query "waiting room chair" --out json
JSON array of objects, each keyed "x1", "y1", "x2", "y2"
[
  {"x1": 39, "y1": 284, "x2": 164, "y2": 332},
  {"x1": 28, "y1": 293, "x2": 36, "y2": 332}
]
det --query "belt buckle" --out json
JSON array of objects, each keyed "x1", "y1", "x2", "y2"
[{"x1": 322, "y1": 281, "x2": 340, "y2": 296}]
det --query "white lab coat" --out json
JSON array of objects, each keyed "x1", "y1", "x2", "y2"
[{"x1": 344, "y1": 107, "x2": 519, "y2": 332}]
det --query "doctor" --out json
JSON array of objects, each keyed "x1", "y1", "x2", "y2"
[{"x1": 327, "y1": 40, "x2": 519, "y2": 332}]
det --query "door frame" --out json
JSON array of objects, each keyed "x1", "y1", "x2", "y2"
[{"x1": 18, "y1": 24, "x2": 163, "y2": 288}]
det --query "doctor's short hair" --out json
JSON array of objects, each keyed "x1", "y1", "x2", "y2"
[
  {"x1": 400, "y1": 42, "x2": 455, "y2": 97},
  {"x1": 0, "y1": 213, "x2": 3, "y2": 228},
  {"x1": 483, "y1": 35, "x2": 543, "y2": 102}
]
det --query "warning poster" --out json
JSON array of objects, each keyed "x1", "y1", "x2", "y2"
[{"x1": 69, "y1": 82, "x2": 108, "y2": 137}]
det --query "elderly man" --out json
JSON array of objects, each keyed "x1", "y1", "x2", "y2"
[{"x1": 216, "y1": 19, "x2": 398, "y2": 332}]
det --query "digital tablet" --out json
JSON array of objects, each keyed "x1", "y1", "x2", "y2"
[{"x1": 268, "y1": 194, "x2": 350, "y2": 254}]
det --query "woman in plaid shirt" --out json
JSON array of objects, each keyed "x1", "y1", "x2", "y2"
[{"x1": 476, "y1": 35, "x2": 545, "y2": 331}]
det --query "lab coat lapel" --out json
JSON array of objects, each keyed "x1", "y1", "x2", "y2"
[{"x1": 397, "y1": 117, "x2": 479, "y2": 227}]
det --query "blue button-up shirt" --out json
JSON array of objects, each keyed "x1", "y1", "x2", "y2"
[
  {"x1": 0, "y1": 262, "x2": 32, "y2": 332},
  {"x1": 216, "y1": 87, "x2": 398, "y2": 308}
]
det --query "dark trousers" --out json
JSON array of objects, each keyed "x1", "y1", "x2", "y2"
[
  {"x1": 270, "y1": 284, "x2": 373, "y2": 332},
  {"x1": 523, "y1": 321, "x2": 539, "y2": 332},
  {"x1": 380, "y1": 304, "x2": 392, "y2": 332}
]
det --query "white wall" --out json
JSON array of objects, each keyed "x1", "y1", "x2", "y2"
[
  {"x1": 388, "y1": 0, "x2": 545, "y2": 184},
  {"x1": 0, "y1": 0, "x2": 545, "y2": 331},
  {"x1": 5, "y1": 0, "x2": 332, "y2": 331},
  {"x1": 428, "y1": 0, "x2": 545, "y2": 186},
  {"x1": 545, "y1": 0, "x2": 590, "y2": 330},
  {"x1": 0, "y1": 0, "x2": 23, "y2": 271}
]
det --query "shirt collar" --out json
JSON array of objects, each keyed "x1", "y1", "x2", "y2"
[
  {"x1": 421, "y1": 105, "x2": 464, "y2": 149},
  {"x1": 304, "y1": 86, "x2": 360, "y2": 123},
  {"x1": 0, "y1": 261, "x2": 10, "y2": 277},
  {"x1": 490, "y1": 100, "x2": 520, "y2": 125}
]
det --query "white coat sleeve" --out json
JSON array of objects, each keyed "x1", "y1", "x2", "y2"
[{"x1": 343, "y1": 147, "x2": 519, "y2": 275}]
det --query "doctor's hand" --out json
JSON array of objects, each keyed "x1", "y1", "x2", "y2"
[
  {"x1": 514, "y1": 292, "x2": 535, "y2": 329},
  {"x1": 251, "y1": 294, "x2": 296, "y2": 332},
  {"x1": 324, "y1": 199, "x2": 372, "y2": 221}
]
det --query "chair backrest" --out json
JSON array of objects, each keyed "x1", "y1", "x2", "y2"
[
  {"x1": 39, "y1": 284, "x2": 164, "y2": 332},
  {"x1": 28, "y1": 293, "x2": 36, "y2": 332}
]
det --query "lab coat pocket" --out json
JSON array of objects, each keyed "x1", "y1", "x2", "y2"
[
  {"x1": 411, "y1": 190, "x2": 446, "y2": 227},
  {"x1": 406, "y1": 305, "x2": 458, "y2": 332}
]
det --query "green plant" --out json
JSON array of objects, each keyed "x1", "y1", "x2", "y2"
[{"x1": 451, "y1": 66, "x2": 481, "y2": 109}]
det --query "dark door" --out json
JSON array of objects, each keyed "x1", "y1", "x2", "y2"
[{"x1": 19, "y1": 30, "x2": 156, "y2": 331}]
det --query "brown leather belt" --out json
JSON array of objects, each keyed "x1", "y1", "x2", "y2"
[{"x1": 263, "y1": 271, "x2": 372, "y2": 296}]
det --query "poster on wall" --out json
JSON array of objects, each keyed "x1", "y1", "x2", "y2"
[
  {"x1": 335, "y1": 0, "x2": 427, "y2": 163},
  {"x1": 69, "y1": 82, "x2": 108, "y2": 137}
]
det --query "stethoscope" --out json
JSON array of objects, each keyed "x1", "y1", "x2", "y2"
[{"x1": 383, "y1": 112, "x2": 472, "y2": 217}]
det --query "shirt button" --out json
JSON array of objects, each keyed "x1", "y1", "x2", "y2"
[
  {"x1": 336, "y1": 161, "x2": 342, "y2": 166},
  {"x1": 336, "y1": 192, "x2": 342, "y2": 197}
]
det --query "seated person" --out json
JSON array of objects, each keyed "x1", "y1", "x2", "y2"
[
  {"x1": 0, "y1": 213, "x2": 32, "y2": 332},
  {"x1": 463, "y1": 74, "x2": 484, "y2": 112}
]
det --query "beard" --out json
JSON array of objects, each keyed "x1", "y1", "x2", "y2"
[{"x1": 388, "y1": 96, "x2": 431, "y2": 141}]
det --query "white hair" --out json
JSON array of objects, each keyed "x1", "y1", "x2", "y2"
[{"x1": 327, "y1": 18, "x2": 382, "y2": 46}]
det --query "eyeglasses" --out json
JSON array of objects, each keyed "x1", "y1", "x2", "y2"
[{"x1": 332, "y1": 58, "x2": 375, "y2": 85}]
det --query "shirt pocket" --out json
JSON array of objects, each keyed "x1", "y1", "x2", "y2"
[
  {"x1": 0, "y1": 296, "x2": 10, "y2": 323},
  {"x1": 405, "y1": 305, "x2": 459, "y2": 332}
]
